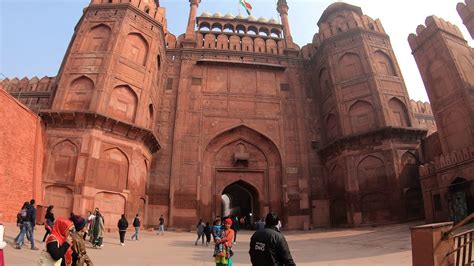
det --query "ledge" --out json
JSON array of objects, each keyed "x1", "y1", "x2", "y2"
[
  {"x1": 196, "y1": 58, "x2": 286, "y2": 70},
  {"x1": 39, "y1": 111, "x2": 161, "y2": 153},
  {"x1": 319, "y1": 127, "x2": 428, "y2": 158}
]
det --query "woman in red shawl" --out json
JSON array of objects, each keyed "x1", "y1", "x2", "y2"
[{"x1": 45, "y1": 218, "x2": 74, "y2": 266}]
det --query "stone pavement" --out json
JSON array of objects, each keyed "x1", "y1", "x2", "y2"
[{"x1": 2, "y1": 222, "x2": 419, "y2": 265}]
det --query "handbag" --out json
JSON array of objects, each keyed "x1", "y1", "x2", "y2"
[{"x1": 38, "y1": 250, "x2": 62, "y2": 266}]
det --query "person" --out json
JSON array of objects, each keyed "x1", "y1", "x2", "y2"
[
  {"x1": 117, "y1": 214, "x2": 129, "y2": 246},
  {"x1": 91, "y1": 210, "x2": 105, "y2": 248},
  {"x1": 16, "y1": 199, "x2": 38, "y2": 250},
  {"x1": 214, "y1": 218, "x2": 235, "y2": 266},
  {"x1": 43, "y1": 205, "x2": 55, "y2": 242},
  {"x1": 256, "y1": 218, "x2": 265, "y2": 231},
  {"x1": 195, "y1": 219, "x2": 205, "y2": 246},
  {"x1": 39, "y1": 218, "x2": 74, "y2": 266},
  {"x1": 70, "y1": 215, "x2": 94, "y2": 266},
  {"x1": 203, "y1": 222, "x2": 212, "y2": 247},
  {"x1": 14, "y1": 202, "x2": 30, "y2": 246},
  {"x1": 212, "y1": 218, "x2": 224, "y2": 258},
  {"x1": 231, "y1": 216, "x2": 239, "y2": 244},
  {"x1": 0, "y1": 223, "x2": 6, "y2": 266},
  {"x1": 249, "y1": 212, "x2": 296, "y2": 266},
  {"x1": 157, "y1": 215, "x2": 165, "y2": 235},
  {"x1": 131, "y1": 214, "x2": 141, "y2": 241},
  {"x1": 86, "y1": 211, "x2": 95, "y2": 242}
]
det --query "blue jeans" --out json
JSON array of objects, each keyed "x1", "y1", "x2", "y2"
[
  {"x1": 131, "y1": 227, "x2": 139, "y2": 240},
  {"x1": 16, "y1": 222, "x2": 35, "y2": 248}
]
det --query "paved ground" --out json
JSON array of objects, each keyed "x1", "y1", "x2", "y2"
[{"x1": 2, "y1": 222, "x2": 419, "y2": 265}]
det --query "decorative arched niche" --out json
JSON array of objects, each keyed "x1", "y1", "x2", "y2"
[
  {"x1": 106, "y1": 85, "x2": 138, "y2": 123},
  {"x1": 80, "y1": 24, "x2": 111, "y2": 52},
  {"x1": 349, "y1": 101, "x2": 376, "y2": 134},
  {"x1": 48, "y1": 140, "x2": 78, "y2": 183},
  {"x1": 123, "y1": 33, "x2": 149, "y2": 66},
  {"x1": 64, "y1": 76, "x2": 94, "y2": 110}
]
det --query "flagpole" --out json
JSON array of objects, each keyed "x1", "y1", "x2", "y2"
[{"x1": 238, "y1": 0, "x2": 241, "y2": 16}]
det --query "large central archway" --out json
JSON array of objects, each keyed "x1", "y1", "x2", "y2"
[
  {"x1": 221, "y1": 180, "x2": 259, "y2": 226},
  {"x1": 200, "y1": 125, "x2": 284, "y2": 224}
]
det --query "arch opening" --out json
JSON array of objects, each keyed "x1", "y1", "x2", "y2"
[{"x1": 222, "y1": 180, "x2": 259, "y2": 228}]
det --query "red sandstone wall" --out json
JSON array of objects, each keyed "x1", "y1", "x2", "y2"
[{"x1": 0, "y1": 89, "x2": 44, "y2": 222}]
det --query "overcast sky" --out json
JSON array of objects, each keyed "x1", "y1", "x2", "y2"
[{"x1": 1, "y1": 0, "x2": 471, "y2": 102}]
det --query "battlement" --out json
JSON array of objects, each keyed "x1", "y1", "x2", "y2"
[
  {"x1": 408, "y1": 16, "x2": 465, "y2": 51},
  {"x1": 420, "y1": 145, "x2": 474, "y2": 177},
  {"x1": 90, "y1": 0, "x2": 166, "y2": 27},
  {"x1": 170, "y1": 12, "x2": 288, "y2": 55},
  {"x1": 457, "y1": 0, "x2": 474, "y2": 38},
  {"x1": 410, "y1": 100, "x2": 433, "y2": 115},
  {"x1": 0, "y1": 76, "x2": 56, "y2": 93},
  {"x1": 312, "y1": 2, "x2": 386, "y2": 46}
]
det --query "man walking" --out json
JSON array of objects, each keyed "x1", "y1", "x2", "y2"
[
  {"x1": 15, "y1": 199, "x2": 38, "y2": 250},
  {"x1": 249, "y1": 212, "x2": 295, "y2": 266},
  {"x1": 157, "y1": 215, "x2": 165, "y2": 235},
  {"x1": 131, "y1": 214, "x2": 141, "y2": 240}
]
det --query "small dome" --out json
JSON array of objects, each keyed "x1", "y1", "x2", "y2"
[
  {"x1": 269, "y1": 18, "x2": 278, "y2": 24},
  {"x1": 248, "y1": 15, "x2": 257, "y2": 21},
  {"x1": 258, "y1": 17, "x2": 268, "y2": 23},
  {"x1": 235, "y1": 14, "x2": 245, "y2": 19},
  {"x1": 224, "y1": 13, "x2": 234, "y2": 19},
  {"x1": 213, "y1": 12, "x2": 223, "y2": 18},
  {"x1": 201, "y1": 11, "x2": 212, "y2": 17}
]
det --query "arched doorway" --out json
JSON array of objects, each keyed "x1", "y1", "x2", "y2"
[
  {"x1": 448, "y1": 177, "x2": 473, "y2": 223},
  {"x1": 44, "y1": 186, "x2": 73, "y2": 219},
  {"x1": 221, "y1": 180, "x2": 259, "y2": 227},
  {"x1": 200, "y1": 125, "x2": 283, "y2": 225}
]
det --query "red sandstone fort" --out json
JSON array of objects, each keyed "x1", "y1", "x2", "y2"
[{"x1": 0, "y1": 0, "x2": 472, "y2": 230}]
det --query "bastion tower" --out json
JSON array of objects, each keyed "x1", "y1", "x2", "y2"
[
  {"x1": 301, "y1": 3, "x2": 427, "y2": 226},
  {"x1": 39, "y1": 0, "x2": 165, "y2": 227}
]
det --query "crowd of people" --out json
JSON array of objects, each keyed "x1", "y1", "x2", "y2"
[{"x1": 7, "y1": 199, "x2": 295, "y2": 266}]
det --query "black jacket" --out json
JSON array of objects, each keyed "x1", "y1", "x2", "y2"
[
  {"x1": 118, "y1": 218, "x2": 129, "y2": 231},
  {"x1": 133, "y1": 217, "x2": 141, "y2": 227},
  {"x1": 249, "y1": 227, "x2": 296, "y2": 266}
]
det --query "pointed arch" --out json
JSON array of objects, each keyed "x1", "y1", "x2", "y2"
[
  {"x1": 96, "y1": 147, "x2": 129, "y2": 191},
  {"x1": 319, "y1": 68, "x2": 331, "y2": 97},
  {"x1": 107, "y1": 85, "x2": 138, "y2": 122},
  {"x1": 64, "y1": 76, "x2": 94, "y2": 110},
  {"x1": 374, "y1": 50, "x2": 397, "y2": 76},
  {"x1": 325, "y1": 113, "x2": 339, "y2": 142},
  {"x1": 44, "y1": 186, "x2": 73, "y2": 219},
  {"x1": 349, "y1": 100, "x2": 376, "y2": 134},
  {"x1": 80, "y1": 24, "x2": 111, "y2": 52},
  {"x1": 388, "y1": 97, "x2": 410, "y2": 127},
  {"x1": 357, "y1": 155, "x2": 386, "y2": 192},
  {"x1": 123, "y1": 33, "x2": 149, "y2": 65},
  {"x1": 148, "y1": 103, "x2": 154, "y2": 129},
  {"x1": 339, "y1": 52, "x2": 363, "y2": 81},
  {"x1": 48, "y1": 140, "x2": 78, "y2": 183}
]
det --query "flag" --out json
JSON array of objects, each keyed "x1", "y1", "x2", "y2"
[{"x1": 240, "y1": 0, "x2": 252, "y2": 15}]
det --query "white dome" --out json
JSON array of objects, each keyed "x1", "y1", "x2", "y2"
[
  {"x1": 258, "y1": 17, "x2": 269, "y2": 23},
  {"x1": 247, "y1": 15, "x2": 257, "y2": 21},
  {"x1": 213, "y1": 12, "x2": 223, "y2": 18},
  {"x1": 201, "y1": 11, "x2": 212, "y2": 17},
  {"x1": 235, "y1": 14, "x2": 245, "y2": 19},
  {"x1": 224, "y1": 13, "x2": 234, "y2": 19},
  {"x1": 269, "y1": 18, "x2": 278, "y2": 24}
]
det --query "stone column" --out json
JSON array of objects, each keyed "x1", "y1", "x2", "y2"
[
  {"x1": 277, "y1": 0, "x2": 294, "y2": 45},
  {"x1": 410, "y1": 222, "x2": 454, "y2": 266}
]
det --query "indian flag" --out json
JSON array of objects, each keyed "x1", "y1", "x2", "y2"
[{"x1": 240, "y1": 0, "x2": 253, "y2": 15}]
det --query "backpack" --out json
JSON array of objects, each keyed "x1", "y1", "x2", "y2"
[{"x1": 19, "y1": 209, "x2": 28, "y2": 221}]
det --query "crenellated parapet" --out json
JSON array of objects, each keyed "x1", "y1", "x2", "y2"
[
  {"x1": 408, "y1": 16, "x2": 465, "y2": 52},
  {"x1": 89, "y1": 0, "x2": 167, "y2": 30},
  {"x1": 420, "y1": 146, "x2": 474, "y2": 177},
  {"x1": 457, "y1": 0, "x2": 474, "y2": 38},
  {"x1": 177, "y1": 12, "x2": 288, "y2": 55},
  {"x1": 0, "y1": 76, "x2": 56, "y2": 112},
  {"x1": 410, "y1": 100, "x2": 433, "y2": 115}
]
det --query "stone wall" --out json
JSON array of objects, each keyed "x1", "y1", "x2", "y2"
[{"x1": 0, "y1": 89, "x2": 44, "y2": 221}]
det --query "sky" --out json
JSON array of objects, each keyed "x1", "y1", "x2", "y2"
[{"x1": 0, "y1": 0, "x2": 471, "y2": 102}]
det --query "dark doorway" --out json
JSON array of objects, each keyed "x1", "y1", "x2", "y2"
[
  {"x1": 221, "y1": 180, "x2": 259, "y2": 227},
  {"x1": 448, "y1": 177, "x2": 473, "y2": 223}
]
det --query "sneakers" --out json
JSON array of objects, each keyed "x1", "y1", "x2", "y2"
[
  {"x1": 14, "y1": 245, "x2": 21, "y2": 249},
  {"x1": 120, "y1": 243, "x2": 125, "y2": 246},
  {"x1": 31, "y1": 247, "x2": 39, "y2": 250}
]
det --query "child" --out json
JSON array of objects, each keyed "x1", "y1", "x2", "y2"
[{"x1": 212, "y1": 219, "x2": 224, "y2": 257}]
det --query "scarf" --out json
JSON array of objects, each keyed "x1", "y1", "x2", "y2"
[{"x1": 46, "y1": 218, "x2": 74, "y2": 266}]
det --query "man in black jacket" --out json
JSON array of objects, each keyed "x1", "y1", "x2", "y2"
[{"x1": 249, "y1": 212, "x2": 296, "y2": 266}]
